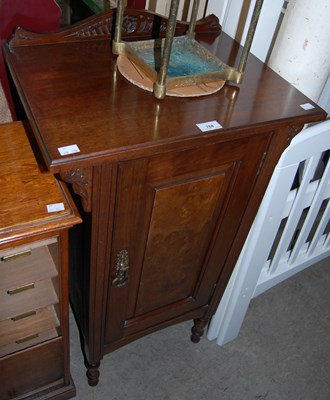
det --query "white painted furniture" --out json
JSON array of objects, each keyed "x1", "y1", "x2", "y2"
[{"x1": 208, "y1": 119, "x2": 330, "y2": 346}]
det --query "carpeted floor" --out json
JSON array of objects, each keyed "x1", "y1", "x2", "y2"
[
  {"x1": 0, "y1": 83, "x2": 12, "y2": 123},
  {"x1": 70, "y1": 256, "x2": 330, "y2": 400}
]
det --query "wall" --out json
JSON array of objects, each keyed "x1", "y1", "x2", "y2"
[
  {"x1": 205, "y1": 0, "x2": 330, "y2": 114},
  {"x1": 145, "y1": 0, "x2": 206, "y2": 20},
  {"x1": 268, "y1": 0, "x2": 330, "y2": 109}
]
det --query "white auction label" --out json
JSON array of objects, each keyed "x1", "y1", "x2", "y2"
[
  {"x1": 300, "y1": 103, "x2": 315, "y2": 111},
  {"x1": 47, "y1": 203, "x2": 65, "y2": 213},
  {"x1": 196, "y1": 120, "x2": 223, "y2": 132},
  {"x1": 58, "y1": 144, "x2": 80, "y2": 156}
]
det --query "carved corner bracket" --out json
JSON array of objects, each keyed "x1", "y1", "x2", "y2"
[{"x1": 60, "y1": 167, "x2": 93, "y2": 213}]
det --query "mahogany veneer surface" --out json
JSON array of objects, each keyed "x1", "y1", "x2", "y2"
[{"x1": 4, "y1": 32, "x2": 326, "y2": 172}]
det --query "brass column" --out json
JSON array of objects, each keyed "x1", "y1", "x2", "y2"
[
  {"x1": 112, "y1": 0, "x2": 125, "y2": 55},
  {"x1": 153, "y1": 0, "x2": 180, "y2": 99}
]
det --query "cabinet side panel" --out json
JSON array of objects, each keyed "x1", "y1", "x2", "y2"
[{"x1": 68, "y1": 190, "x2": 92, "y2": 341}]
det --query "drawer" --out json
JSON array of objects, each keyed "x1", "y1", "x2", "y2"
[
  {"x1": 0, "y1": 279, "x2": 58, "y2": 320},
  {"x1": 0, "y1": 239, "x2": 58, "y2": 292},
  {"x1": 0, "y1": 337, "x2": 64, "y2": 399},
  {"x1": 0, "y1": 328, "x2": 58, "y2": 358},
  {"x1": 0, "y1": 305, "x2": 60, "y2": 348}
]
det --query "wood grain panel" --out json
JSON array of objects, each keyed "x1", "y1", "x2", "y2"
[{"x1": 136, "y1": 171, "x2": 226, "y2": 314}]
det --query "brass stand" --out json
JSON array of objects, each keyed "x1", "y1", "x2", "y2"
[{"x1": 113, "y1": 0, "x2": 264, "y2": 99}]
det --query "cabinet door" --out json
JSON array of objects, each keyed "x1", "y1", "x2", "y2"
[{"x1": 105, "y1": 133, "x2": 271, "y2": 344}]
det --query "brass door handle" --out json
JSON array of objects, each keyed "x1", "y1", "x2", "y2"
[{"x1": 112, "y1": 250, "x2": 129, "y2": 288}]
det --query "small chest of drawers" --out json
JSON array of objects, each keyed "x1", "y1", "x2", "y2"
[{"x1": 0, "y1": 122, "x2": 81, "y2": 400}]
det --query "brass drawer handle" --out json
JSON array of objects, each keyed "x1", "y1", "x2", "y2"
[
  {"x1": 16, "y1": 333, "x2": 39, "y2": 344},
  {"x1": 11, "y1": 310, "x2": 37, "y2": 321},
  {"x1": 112, "y1": 250, "x2": 129, "y2": 288},
  {"x1": 7, "y1": 283, "x2": 35, "y2": 295},
  {"x1": 1, "y1": 250, "x2": 31, "y2": 262}
]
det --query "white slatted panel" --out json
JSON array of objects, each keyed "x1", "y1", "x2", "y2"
[
  {"x1": 268, "y1": 155, "x2": 322, "y2": 274},
  {"x1": 208, "y1": 119, "x2": 330, "y2": 346},
  {"x1": 290, "y1": 159, "x2": 330, "y2": 263}
]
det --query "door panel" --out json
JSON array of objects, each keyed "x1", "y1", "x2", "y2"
[
  {"x1": 136, "y1": 169, "x2": 228, "y2": 315},
  {"x1": 105, "y1": 133, "x2": 271, "y2": 344}
]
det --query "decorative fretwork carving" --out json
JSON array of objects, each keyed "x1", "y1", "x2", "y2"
[
  {"x1": 121, "y1": 14, "x2": 167, "y2": 35},
  {"x1": 8, "y1": 9, "x2": 221, "y2": 47},
  {"x1": 60, "y1": 167, "x2": 93, "y2": 213},
  {"x1": 68, "y1": 17, "x2": 113, "y2": 38}
]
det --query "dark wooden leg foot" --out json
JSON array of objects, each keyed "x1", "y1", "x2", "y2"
[
  {"x1": 190, "y1": 318, "x2": 209, "y2": 343},
  {"x1": 85, "y1": 361, "x2": 100, "y2": 387}
]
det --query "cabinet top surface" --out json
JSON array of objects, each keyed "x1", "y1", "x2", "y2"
[
  {"x1": 0, "y1": 122, "x2": 81, "y2": 243},
  {"x1": 5, "y1": 30, "x2": 326, "y2": 171}
]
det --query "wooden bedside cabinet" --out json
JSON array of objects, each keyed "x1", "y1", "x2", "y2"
[
  {"x1": 4, "y1": 9, "x2": 327, "y2": 386},
  {"x1": 0, "y1": 122, "x2": 81, "y2": 399}
]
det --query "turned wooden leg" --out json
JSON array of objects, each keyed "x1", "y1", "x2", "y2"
[
  {"x1": 85, "y1": 361, "x2": 100, "y2": 387},
  {"x1": 190, "y1": 318, "x2": 209, "y2": 343}
]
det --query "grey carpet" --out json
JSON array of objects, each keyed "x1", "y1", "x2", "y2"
[
  {"x1": 0, "y1": 83, "x2": 12, "y2": 124},
  {"x1": 70, "y1": 256, "x2": 330, "y2": 399}
]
